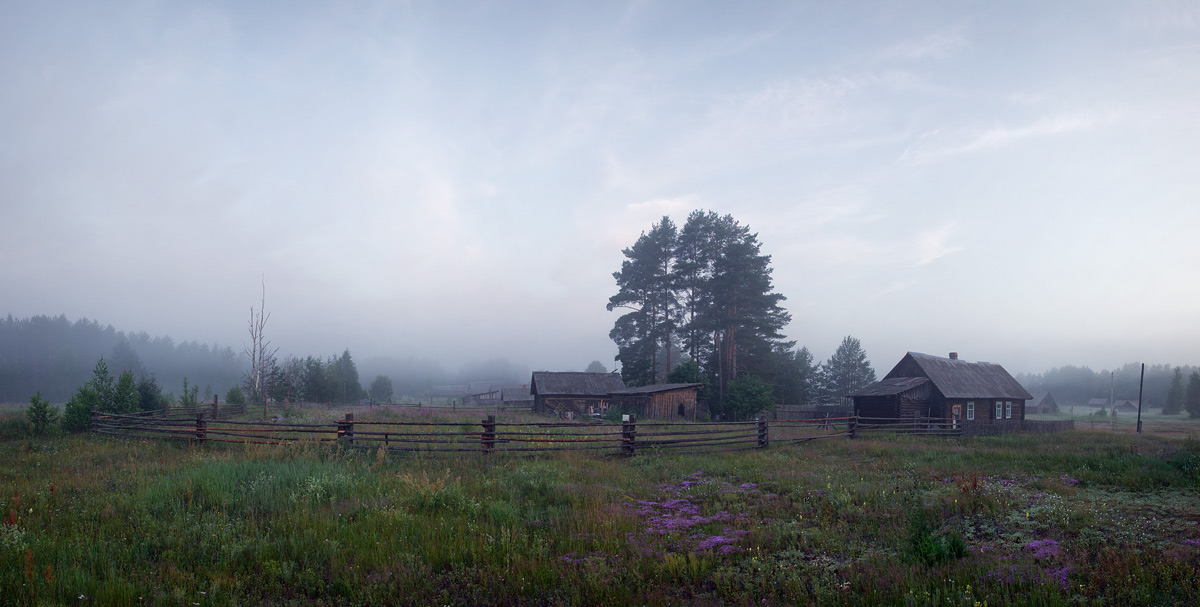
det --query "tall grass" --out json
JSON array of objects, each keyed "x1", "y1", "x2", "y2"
[{"x1": 1, "y1": 425, "x2": 1197, "y2": 605}]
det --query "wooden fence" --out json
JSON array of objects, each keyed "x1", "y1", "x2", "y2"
[{"x1": 90, "y1": 411, "x2": 1074, "y2": 456}]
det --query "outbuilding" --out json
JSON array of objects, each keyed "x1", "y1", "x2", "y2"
[
  {"x1": 610, "y1": 383, "x2": 703, "y2": 420},
  {"x1": 529, "y1": 372, "x2": 626, "y2": 418}
]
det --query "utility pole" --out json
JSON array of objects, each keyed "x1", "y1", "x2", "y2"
[{"x1": 1136, "y1": 363, "x2": 1145, "y2": 434}]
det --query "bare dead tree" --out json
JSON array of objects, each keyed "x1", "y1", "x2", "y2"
[{"x1": 244, "y1": 276, "x2": 279, "y2": 406}]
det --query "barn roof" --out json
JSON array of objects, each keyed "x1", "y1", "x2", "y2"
[
  {"x1": 611, "y1": 383, "x2": 703, "y2": 395},
  {"x1": 890, "y1": 352, "x2": 1032, "y2": 400},
  {"x1": 501, "y1": 385, "x2": 533, "y2": 402},
  {"x1": 530, "y1": 372, "x2": 626, "y2": 396},
  {"x1": 850, "y1": 377, "x2": 929, "y2": 397}
]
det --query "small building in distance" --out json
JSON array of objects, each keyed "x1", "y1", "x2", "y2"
[
  {"x1": 1087, "y1": 398, "x2": 1110, "y2": 409},
  {"x1": 1113, "y1": 399, "x2": 1140, "y2": 413},
  {"x1": 1026, "y1": 392, "x2": 1059, "y2": 414},
  {"x1": 610, "y1": 383, "x2": 704, "y2": 421},
  {"x1": 501, "y1": 384, "x2": 534, "y2": 409},
  {"x1": 530, "y1": 372, "x2": 626, "y2": 418},
  {"x1": 851, "y1": 352, "x2": 1032, "y2": 433}
]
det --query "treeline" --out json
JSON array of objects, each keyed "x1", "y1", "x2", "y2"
[
  {"x1": 1016, "y1": 362, "x2": 1200, "y2": 411},
  {"x1": 608, "y1": 211, "x2": 877, "y2": 419},
  {"x1": 0, "y1": 315, "x2": 242, "y2": 403},
  {"x1": 253, "y1": 350, "x2": 366, "y2": 405}
]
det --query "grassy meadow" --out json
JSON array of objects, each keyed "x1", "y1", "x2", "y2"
[{"x1": 2, "y1": 407, "x2": 1199, "y2": 606}]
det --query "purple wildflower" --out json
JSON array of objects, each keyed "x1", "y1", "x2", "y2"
[
  {"x1": 739, "y1": 483, "x2": 758, "y2": 491},
  {"x1": 1183, "y1": 539, "x2": 1200, "y2": 548},
  {"x1": 1045, "y1": 566, "x2": 1071, "y2": 590},
  {"x1": 1060, "y1": 475, "x2": 1079, "y2": 485},
  {"x1": 1026, "y1": 538, "x2": 1060, "y2": 559}
]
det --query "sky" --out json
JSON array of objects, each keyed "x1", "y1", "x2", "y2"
[{"x1": 2, "y1": 0, "x2": 1199, "y2": 376}]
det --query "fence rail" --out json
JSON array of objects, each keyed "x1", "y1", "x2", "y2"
[{"x1": 91, "y1": 410, "x2": 1074, "y2": 456}]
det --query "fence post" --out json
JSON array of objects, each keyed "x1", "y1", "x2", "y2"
[
  {"x1": 195, "y1": 414, "x2": 207, "y2": 442},
  {"x1": 848, "y1": 415, "x2": 857, "y2": 439},
  {"x1": 481, "y1": 414, "x2": 496, "y2": 454},
  {"x1": 622, "y1": 414, "x2": 637, "y2": 456},
  {"x1": 345, "y1": 412, "x2": 355, "y2": 445},
  {"x1": 212, "y1": 395, "x2": 219, "y2": 419},
  {"x1": 91, "y1": 407, "x2": 99, "y2": 433},
  {"x1": 757, "y1": 415, "x2": 768, "y2": 449}
]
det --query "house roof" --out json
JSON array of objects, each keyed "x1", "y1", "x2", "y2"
[
  {"x1": 1027, "y1": 392, "x2": 1055, "y2": 405},
  {"x1": 501, "y1": 385, "x2": 533, "y2": 402},
  {"x1": 611, "y1": 383, "x2": 703, "y2": 395},
  {"x1": 530, "y1": 372, "x2": 626, "y2": 397},
  {"x1": 887, "y1": 352, "x2": 1032, "y2": 400},
  {"x1": 1087, "y1": 398, "x2": 1109, "y2": 406},
  {"x1": 850, "y1": 377, "x2": 930, "y2": 397}
]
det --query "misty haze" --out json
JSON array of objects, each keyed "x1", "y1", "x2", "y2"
[{"x1": 3, "y1": 2, "x2": 1199, "y2": 606}]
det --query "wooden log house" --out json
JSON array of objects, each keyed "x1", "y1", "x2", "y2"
[
  {"x1": 852, "y1": 352, "x2": 1032, "y2": 433},
  {"x1": 609, "y1": 383, "x2": 703, "y2": 421}
]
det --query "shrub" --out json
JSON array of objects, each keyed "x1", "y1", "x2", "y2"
[
  {"x1": 226, "y1": 385, "x2": 246, "y2": 405},
  {"x1": 62, "y1": 385, "x2": 98, "y2": 432},
  {"x1": 906, "y1": 508, "x2": 966, "y2": 566},
  {"x1": 25, "y1": 391, "x2": 58, "y2": 435}
]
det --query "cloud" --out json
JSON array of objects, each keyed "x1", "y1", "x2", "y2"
[
  {"x1": 912, "y1": 222, "x2": 962, "y2": 266},
  {"x1": 899, "y1": 110, "x2": 1114, "y2": 163},
  {"x1": 881, "y1": 30, "x2": 967, "y2": 61}
]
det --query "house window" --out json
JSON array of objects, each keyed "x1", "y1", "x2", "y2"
[
  {"x1": 995, "y1": 401, "x2": 1003, "y2": 419},
  {"x1": 1005, "y1": 401, "x2": 1012, "y2": 419},
  {"x1": 966, "y1": 401, "x2": 975, "y2": 420}
]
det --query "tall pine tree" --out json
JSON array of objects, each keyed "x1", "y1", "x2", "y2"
[
  {"x1": 1164, "y1": 367, "x2": 1185, "y2": 415},
  {"x1": 819, "y1": 336, "x2": 876, "y2": 406},
  {"x1": 608, "y1": 217, "x2": 678, "y2": 387}
]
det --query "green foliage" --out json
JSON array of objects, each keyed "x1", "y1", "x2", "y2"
[
  {"x1": 771, "y1": 345, "x2": 819, "y2": 406},
  {"x1": 113, "y1": 369, "x2": 140, "y2": 413},
  {"x1": 25, "y1": 391, "x2": 58, "y2": 435},
  {"x1": 723, "y1": 375, "x2": 775, "y2": 421},
  {"x1": 609, "y1": 211, "x2": 791, "y2": 395},
  {"x1": 369, "y1": 374, "x2": 393, "y2": 403},
  {"x1": 906, "y1": 508, "x2": 967, "y2": 566},
  {"x1": 819, "y1": 335, "x2": 876, "y2": 405},
  {"x1": 90, "y1": 356, "x2": 115, "y2": 409},
  {"x1": 1187, "y1": 371, "x2": 1200, "y2": 418},
  {"x1": 179, "y1": 376, "x2": 199, "y2": 408},
  {"x1": 1164, "y1": 367, "x2": 1185, "y2": 415},
  {"x1": 136, "y1": 373, "x2": 169, "y2": 411},
  {"x1": 226, "y1": 384, "x2": 246, "y2": 405},
  {"x1": 61, "y1": 384, "x2": 97, "y2": 432},
  {"x1": 298, "y1": 350, "x2": 366, "y2": 404}
]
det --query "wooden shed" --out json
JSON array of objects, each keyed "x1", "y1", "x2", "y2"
[
  {"x1": 852, "y1": 352, "x2": 1032, "y2": 433},
  {"x1": 1026, "y1": 392, "x2": 1059, "y2": 414},
  {"x1": 610, "y1": 383, "x2": 703, "y2": 421},
  {"x1": 530, "y1": 372, "x2": 626, "y2": 417}
]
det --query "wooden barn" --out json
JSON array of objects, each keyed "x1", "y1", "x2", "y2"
[
  {"x1": 610, "y1": 383, "x2": 703, "y2": 420},
  {"x1": 851, "y1": 352, "x2": 1032, "y2": 433},
  {"x1": 530, "y1": 372, "x2": 626, "y2": 417},
  {"x1": 1026, "y1": 392, "x2": 1059, "y2": 414}
]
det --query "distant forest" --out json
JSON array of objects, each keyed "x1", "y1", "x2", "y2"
[
  {"x1": 0, "y1": 315, "x2": 243, "y2": 403},
  {"x1": 1015, "y1": 362, "x2": 1199, "y2": 409}
]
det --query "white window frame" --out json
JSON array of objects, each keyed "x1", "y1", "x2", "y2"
[
  {"x1": 1005, "y1": 401, "x2": 1012, "y2": 419},
  {"x1": 966, "y1": 401, "x2": 975, "y2": 420},
  {"x1": 995, "y1": 401, "x2": 1003, "y2": 419}
]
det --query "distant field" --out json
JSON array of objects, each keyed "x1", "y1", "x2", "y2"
[{"x1": 1, "y1": 408, "x2": 1198, "y2": 606}]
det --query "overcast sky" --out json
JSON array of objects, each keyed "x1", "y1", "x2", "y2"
[{"x1": 2, "y1": 1, "x2": 1198, "y2": 376}]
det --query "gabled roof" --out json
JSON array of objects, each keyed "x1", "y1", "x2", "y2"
[
  {"x1": 530, "y1": 372, "x2": 626, "y2": 397},
  {"x1": 850, "y1": 377, "x2": 929, "y2": 397},
  {"x1": 501, "y1": 384, "x2": 533, "y2": 402},
  {"x1": 1087, "y1": 398, "x2": 1109, "y2": 406},
  {"x1": 886, "y1": 352, "x2": 1032, "y2": 400},
  {"x1": 611, "y1": 383, "x2": 703, "y2": 395}
]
